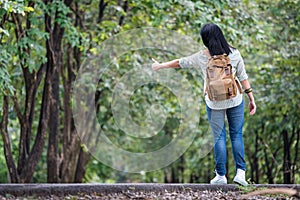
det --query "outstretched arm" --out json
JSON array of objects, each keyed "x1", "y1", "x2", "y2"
[
  {"x1": 241, "y1": 79, "x2": 256, "y2": 115},
  {"x1": 151, "y1": 58, "x2": 181, "y2": 71}
]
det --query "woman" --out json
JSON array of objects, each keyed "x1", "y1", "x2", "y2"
[{"x1": 151, "y1": 23, "x2": 256, "y2": 186}]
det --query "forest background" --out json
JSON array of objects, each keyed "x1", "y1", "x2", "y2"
[{"x1": 0, "y1": 0, "x2": 299, "y2": 184}]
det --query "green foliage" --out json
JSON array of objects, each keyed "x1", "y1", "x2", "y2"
[
  {"x1": 0, "y1": 62, "x2": 14, "y2": 95},
  {"x1": 0, "y1": 0, "x2": 299, "y2": 184},
  {"x1": 0, "y1": 0, "x2": 34, "y2": 15},
  {"x1": 83, "y1": 159, "x2": 114, "y2": 183},
  {"x1": 0, "y1": 0, "x2": 44, "y2": 94}
]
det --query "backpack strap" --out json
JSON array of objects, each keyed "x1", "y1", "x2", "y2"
[{"x1": 203, "y1": 50, "x2": 210, "y2": 96}]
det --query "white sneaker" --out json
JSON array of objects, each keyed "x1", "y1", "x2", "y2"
[
  {"x1": 210, "y1": 173, "x2": 227, "y2": 184},
  {"x1": 233, "y1": 169, "x2": 248, "y2": 186}
]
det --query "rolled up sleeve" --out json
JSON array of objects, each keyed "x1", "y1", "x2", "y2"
[{"x1": 235, "y1": 52, "x2": 248, "y2": 81}]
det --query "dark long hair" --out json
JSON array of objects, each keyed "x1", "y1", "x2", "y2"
[{"x1": 200, "y1": 23, "x2": 234, "y2": 56}]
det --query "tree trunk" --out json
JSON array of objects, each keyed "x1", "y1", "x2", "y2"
[
  {"x1": 179, "y1": 156, "x2": 184, "y2": 183},
  {"x1": 118, "y1": 0, "x2": 128, "y2": 26},
  {"x1": 98, "y1": 0, "x2": 108, "y2": 23},
  {"x1": 18, "y1": 60, "x2": 51, "y2": 182},
  {"x1": 9, "y1": 5, "x2": 48, "y2": 183},
  {"x1": 254, "y1": 131, "x2": 259, "y2": 183},
  {"x1": 44, "y1": 0, "x2": 76, "y2": 183},
  {"x1": 0, "y1": 96, "x2": 19, "y2": 183},
  {"x1": 74, "y1": 148, "x2": 91, "y2": 183},
  {"x1": 44, "y1": 1, "x2": 60, "y2": 182},
  {"x1": 263, "y1": 147, "x2": 273, "y2": 184},
  {"x1": 292, "y1": 128, "x2": 299, "y2": 183},
  {"x1": 171, "y1": 165, "x2": 179, "y2": 183},
  {"x1": 164, "y1": 168, "x2": 171, "y2": 183},
  {"x1": 282, "y1": 129, "x2": 291, "y2": 184}
]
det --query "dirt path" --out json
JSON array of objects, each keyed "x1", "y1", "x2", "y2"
[{"x1": 0, "y1": 184, "x2": 299, "y2": 199}]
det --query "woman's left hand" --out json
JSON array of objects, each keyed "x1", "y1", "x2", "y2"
[{"x1": 249, "y1": 101, "x2": 256, "y2": 115}]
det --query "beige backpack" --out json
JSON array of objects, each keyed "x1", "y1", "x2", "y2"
[{"x1": 205, "y1": 52, "x2": 242, "y2": 101}]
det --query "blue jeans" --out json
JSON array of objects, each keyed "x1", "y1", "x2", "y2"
[{"x1": 206, "y1": 100, "x2": 246, "y2": 176}]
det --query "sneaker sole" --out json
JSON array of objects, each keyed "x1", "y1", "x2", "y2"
[
  {"x1": 233, "y1": 177, "x2": 248, "y2": 186},
  {"x1": 210, "y1": 181, "x2": 228, "y2": 184}
]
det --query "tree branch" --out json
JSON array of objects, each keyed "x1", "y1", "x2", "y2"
[
  {"x1": 118, "y1": 0, "x2": 128, "y2": 26},
  {"x1": 292, "y1": 129, "x2": 299, "y2": 183},
  {"x1": 21, "y1": 68, "x2": 51, "y2": 182},
  {"x1": 12, "y1": 92, "x2": 24, "y2": 124},
  {"x1": 0, "y1": 96, "x2": 19, "y2": 183},
  {"x1": 0, "y1": 13, "x2": 8, "y2": 27},
  {"x1": 98, "y1": 0, "x2": 108, "y2": 23},
  {"x1": 11, "y1": 13, "x2": 25, "y2": 41},
  {"x1": 70, "y1": 2, "x2": 86, "y2": 29}
]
